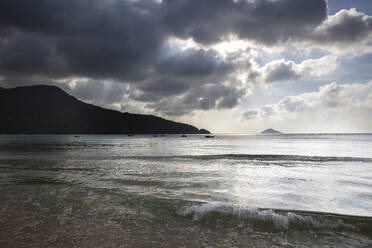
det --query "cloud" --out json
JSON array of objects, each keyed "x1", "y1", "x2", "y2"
[
  {"x1": 242, "y1": 105, "x2": 276, "y2": 120},
  {"x1": 248, "y1": 55, "x2": 338, "y2": 84},
  {"x1": 0, "y1": 0, "x2": 164, "y2": 81},
  {"x1": 367, "y1": 92, "x2": 372, "y2": 107},
  {"x1": 164, "y1": 0, "x2": 328, "y2": 45},
  {"x1": 65, "y1": 79, "x2": 129, "y2": 106},
  {"x1": 242, "y1": 81, "x2": 372, "y2": 126},
  {"x1": 278, "y1": 97, "x2": 307, "y2": 113},
  {"x1": 146, "y1": 84, "x2": 246, "y2": 116},
  {"x1": 133, "y1": 79, "x2": 190, "y2": 102},
  {"x1": 242, "y1": 110, "x2": 258, "y2": 120},
  {"x1": 126, "y1": 45, "x2": 243, "y2": 112},
  {"x1": 155, "y1": 47, "x2": 235, "y2": 80},
  {"x1": 311, "y1": 8, "x2": 372, "y2": 45},
  {"x1": 259, "y1": 60, "x2": 301, "y2": 83},
  {"x1": 0, "y1": 0, "x2": 355, "y2": 84},
  {"x1": 0, "y1": 1, "x2": 369, "y2": 83},
  {"x1": 1, "y1": 0, "x2": 372, "y2": 122}
]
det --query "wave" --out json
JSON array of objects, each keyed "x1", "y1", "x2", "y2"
[
  {"x1": 125, "y1": 154, "x2": 372, "y2": 163},
  {"x1": 179, "y1": 202, "x2": 372, "y2": 233}
]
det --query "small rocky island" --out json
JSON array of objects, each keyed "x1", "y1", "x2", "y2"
[{"x1": 261, "y1": 128, "x2": 282, "y2": 134}]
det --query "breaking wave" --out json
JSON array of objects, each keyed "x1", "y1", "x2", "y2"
[{"x1": 180, "y1": 202, "x2": 372, "y2": 233}]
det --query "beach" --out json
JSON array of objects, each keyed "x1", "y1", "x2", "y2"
[{"x1": 1, "y1": 134, "x2": 372, "y2": 247}]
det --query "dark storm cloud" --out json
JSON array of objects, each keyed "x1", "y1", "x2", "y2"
[
  {"x1": 146, "y1": 84, "x2": 246, "y2": 116},
  {"x1": 0, "y1": 0, "x2": 162, "y2": 37},
  {"x1": 1, "y1": 0, "x2": 372, "y2": 116},
  {"x1": 129, "y1": 46, "x2": 239, "y2": 103},
  {"x1": 0, "y1": 33, "x2": 55, "y2": 76},
  {"x1": 0, "y1": 0, "x2": 164, "y2": 81},
  {"x1": 155, "y1": 48, "x2": 234, "y2": 79},
  {"x1": 0, "y1": 0, "x2": 329, "y2": 83},
  {"x1": 66, "y1": 80, "x2": 128, "y2": 106},
  {"x1": 133, "y1": 79, "x2": 190, "y2": 102},
  {"x1": 163, "y1": 0, "x2": 328, "y2": 45}
]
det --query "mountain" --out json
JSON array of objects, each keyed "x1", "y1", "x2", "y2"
[
  {"x1": 261, "y1": 128, "x2": 282, "y2": 134},
  {"x1": 0, "y1": 85, "x2": 210, "y2": 134}
]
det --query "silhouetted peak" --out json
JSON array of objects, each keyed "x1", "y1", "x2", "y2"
[
  {"x1": 199, "y1": 129, "x2": 211, "y2": 134},
  {"x1": 261, "y1": 128, "x2": 282, "y2": 134},
  {"x1": 0, "y1": 84, "x2": 210, "y2": 134},
  {"x1": 10, "y1": 85, "x2": 68, "y2": 95}
]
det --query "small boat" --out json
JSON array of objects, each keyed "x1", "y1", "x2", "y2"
[
  {"x1": 181, "y1": 135, "x2": 187, "y2": 138},
  {"x1": 127, "y1": 134, "x2": 134, "y2": 137},
  {"x1": 205, "y1": 135, "x2": 215, "y2": 138}
]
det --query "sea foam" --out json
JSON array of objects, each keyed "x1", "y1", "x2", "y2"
[{"x1": 180, "y1": 202, "x2": 356, "y2": 231}]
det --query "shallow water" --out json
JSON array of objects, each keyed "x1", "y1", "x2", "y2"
[{"x1": 0, "y1": 134, "x2": 372, "y2": 247}]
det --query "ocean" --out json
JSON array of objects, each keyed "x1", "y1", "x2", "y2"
[{"x1": 0, "y1": 134, "x2": 371, "y2": 247}]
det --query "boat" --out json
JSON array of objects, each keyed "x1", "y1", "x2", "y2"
[{"x1": 205, "y1": 135, "x2": 215, "y2": 138}]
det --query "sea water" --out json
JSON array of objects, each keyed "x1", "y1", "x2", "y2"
[{"x1": 0, "y1": 134, "x2": 371, "y2": 247}]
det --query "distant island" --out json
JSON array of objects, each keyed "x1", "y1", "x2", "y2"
[
  {"x1": 261, "y1": 128, "x2": 282, "y2": 134},
  {"x1": 0, "y1": 85, "x2": 211, "y2": 134}
]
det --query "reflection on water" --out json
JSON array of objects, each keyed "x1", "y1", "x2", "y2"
[{"x1": 0, "y1": 134, "x2": 372, "y2": 247}]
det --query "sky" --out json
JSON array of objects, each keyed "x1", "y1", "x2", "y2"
[{"x1": 0, "y1": 0, "x2": 372, "y2": 134}]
